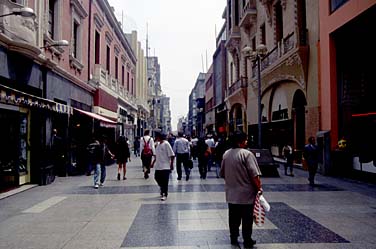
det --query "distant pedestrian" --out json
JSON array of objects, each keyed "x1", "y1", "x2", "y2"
[
  {"x1": 205, "y1": 134, "x2": 215, "y2": 171},
  {"x1": 133, "y1": 137, "x2": 140, "y2": 157},
  {"x1": 87, "y1": 135, "x2": 114, "y2": 189},
  {"x1": 214, "y1": 136, "x2": 228, "y2": 178},
  {"x1": 151, "y1": 132, "x2": 175, "y2": 201},
  {"x1": 303, "y1": 136, "x2": 319, "y2": 186},
  {"x1": 115, "y1": 136, "x2": 130, "y2": 180},
  {"x1": 140, "y1": 130, "x2": 155, "y2": 179},
  {"x1": 283, "y1": 143, "x2": 294, "y2": 176},
  {"x1": 197, "y1": 137, "x2": 209, "y2": 179},
  {"x1": 51, "y1": 128, "x2": 66, "y2": 177},
  {"x1": 173, "y1": 131, "x2": 191, "y2": 181},
  {"x1": 191, "y1": 136, "x2": 199, "y2": 160},
  {"x1": 220, "y1": 131, "x2": 262, "y2": 248}
]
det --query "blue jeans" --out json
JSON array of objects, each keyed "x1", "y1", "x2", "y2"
[{"x1": 93, "y1": 163, "x2": 106, "y2": 185}]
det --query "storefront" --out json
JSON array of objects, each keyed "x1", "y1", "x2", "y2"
[{"x1": 0, "y1": 83, "x2": 72, "y2": 190}]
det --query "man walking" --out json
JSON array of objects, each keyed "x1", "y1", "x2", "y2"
[
  {"x1": 87, "y1": 135, "x2": 114, "y2": 189},
  {"x1": 140, "y1": 130, "x2": 155, "y2": 179},
  {"x1": 303, "y1": 136, "x2": 319, "y2": 186},
  {"x1": 220, "y1": 131, "x2": 262, "y2": 248},
  {"x1": 151, "y1": 132, "x2": 175, "y2": 201},
  {"x1": 173, "y1": 132, "x2": 191, "y2": 181}
]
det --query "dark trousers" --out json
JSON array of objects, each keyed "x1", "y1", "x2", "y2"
[
  {"x1": 154, "y1": 170, "x2": 171, "y2": 196},
  {"x1": 198, "y1": 156, "x2": 208, "y2": 179},
  {"x1": 228, "y1": 203, "x2": 254, "y2": 243},
  {"x1": 308, "y1": 163, "x2": 318, "y2": 185},
  {"x1": 176, "y1": 153, "x2": 190, "y2": 179}
]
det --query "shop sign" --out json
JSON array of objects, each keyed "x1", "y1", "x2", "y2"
[{"x1": 0, "y1": 84, "x2": 73, "y2": 114}]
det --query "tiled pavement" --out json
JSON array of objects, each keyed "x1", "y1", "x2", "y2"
[{"x1": 0, "y1": 156, "x2": 375, "y2": 249}]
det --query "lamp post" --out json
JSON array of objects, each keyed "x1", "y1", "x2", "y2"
[
  {"x1": 40, "y1": 40, "x2": 69, "y2": 49},
  {"x1": 242, "y1": 44, "x2": 268, "y2": 148},
  {"x1": 0, "y1": 7, "x2": 35, "y2": 18}
]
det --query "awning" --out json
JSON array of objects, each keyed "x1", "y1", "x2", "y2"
[
  {"x1": 0, "y1": 83, "x2": 73, "y2": 114},
  {"x1": 74, "y1": 108, "x2": 116, "y2": 123},
  {"x1": 74, "y1": 108, "x2": 117, "y2": 128}
]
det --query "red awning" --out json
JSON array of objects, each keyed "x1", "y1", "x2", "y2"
[{"x1": 74, "y1": 108, "x2": 117, "y2": 124}]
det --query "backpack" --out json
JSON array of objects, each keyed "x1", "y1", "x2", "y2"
[{"x1": 141, "y1": 137, "x2": 153, "y2": 157}]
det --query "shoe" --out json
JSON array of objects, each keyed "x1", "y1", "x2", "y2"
[
  {"x1": 230, "y1": 238, "x2": 240, "y2": 248},
  {"x1": 244, "y1": 239, "x2": 256, "y2": 248},
  {"x1": 99, "y1": 182, "x2": 104, "y2": 186},
  {"x1": 94, "y1": 184, "x2": 99, "y2": 189},
  {"x1": 290, "y1": 173, "x2": 294, "y2": 177},
  {"x1": 123, "y1": 176, "x2": 127, "y2": 180},
  {"x1": 117, "y1": 173, "x2": 120, "y2": 180},
  {"x1": 177, "y1": 177, "x2": 181, "y2": 180},
  {"x1": 144, "y1": 173, "x2": 149, "y2": 179},
  {"x1": 186, "y1": 174, "x2": 190, "y2": 181},
  {"x1": 161, "y1": 195, "x2": 166, "y2": 201}
]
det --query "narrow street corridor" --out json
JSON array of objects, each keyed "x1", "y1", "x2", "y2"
[{"x1": 0, "y1": 156, "x2": 375, "y2": 249}]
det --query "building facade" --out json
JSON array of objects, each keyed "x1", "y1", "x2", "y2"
[
  {"x1": 188, "y1": 73, "x2": 206, "y2": 137},
  {"x1": 224, "y1": 0, "x2": 319, "y2": 156},
  {"x1": 0, "y1": 0, "x2": 140, "y2": 189},
  {"x1": 319, "y1": 0, "x2": 376, "y2": 174}
]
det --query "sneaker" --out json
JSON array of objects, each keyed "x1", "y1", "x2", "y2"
[
  {"x1": 161, "y1": 195, "x2": 166, "y2": 201},
  {"x1": 123, "y1": 176, "x2": 127, "y2": 180},
  {"x1": 117, "y1": 173, "x2": 120, "y2": 180},
  {"x1": 94, "y1": 184, "x2": 99, "y2": 189},
  {"x1": 99, "y1": 182, "x2": 104, "y2": 187}
]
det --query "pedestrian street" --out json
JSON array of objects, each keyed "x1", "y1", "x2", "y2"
[{"x1": 0, "y1": 156, "x2": 375, "y2": 249}]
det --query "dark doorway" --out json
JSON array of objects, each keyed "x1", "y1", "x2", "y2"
[{"x1": 292, "y1": 90, "x2": 306, "y2": 150}]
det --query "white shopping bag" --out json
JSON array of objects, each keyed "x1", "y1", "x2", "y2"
[{"x1": 253, "y1": 193, "x2": 270, "y2": 227}]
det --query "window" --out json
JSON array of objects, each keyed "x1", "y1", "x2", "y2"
[
  {"x1": 48, "y1": 0, "x2": 56, "y2": 38},
  {"x1": 106, "y1": 46, "x2": 110, "y2": 72},
  {"x1": 121, "y1": 65, "x2": 125, "y2": 86},
  {"x1": 94, "y1": 31, "x2": 100, "y2": 64},
  {"x1": 230, "y1": 62, "x2": 234, "y2": 84},
  {"x1": 260, "y1": 23, "x2": 266, "y2": 45},
  {"x1": 72, "y1": 21, "x2": 79, "y2": 58},
  {"x1": 228, "y1": 0, "x2": 232, "y2": 29},
  {"x1": 252, "y1": 37, "x2": 256, "y2": 51},
  {"x1": 131, "y1": 78, "x2": 134, "y2": 95},
  {"x1": 330, "y1": 0, "x2": 349, "y2": 12},
  {"x1": 115, "y1": 57, "x2": 118, "y2": 79},
  {"x1": 127, "y1": 72, "x2": 130, "y2": 91},
  {"x1": 275, "y1": 1, "x2": 283, "y2": 43},
  {"x1": 234, "y1": 0, "x2": 239, "y2": 26}
]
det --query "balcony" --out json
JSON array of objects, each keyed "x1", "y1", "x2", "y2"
[
  {"x1": 252, "y1": 31, "x2": 304, "y2": 77},
  {"x1": 93, "y1": 64, "x2": 108, "y2": 86},
  {"x1": 0, "y1": 2, "x2": 39, "y2": 58},
  {"x1": 239, "y1": 0, "x2": 257, "y2": 29},
  {"x1": 225, "y1": 26, "x2": 241, "y2": 51},
  {"x1": 227, "y1": 77, "x2": 248, "y2": 97}
]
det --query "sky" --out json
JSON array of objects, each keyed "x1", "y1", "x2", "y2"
[{"x1": 108, "y1": 0, "x2": 226, "y2": 131}]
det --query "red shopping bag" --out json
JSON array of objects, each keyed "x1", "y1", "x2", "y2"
[{"x1": 253, "y1": 193, "x2": 266, "y2": 227}]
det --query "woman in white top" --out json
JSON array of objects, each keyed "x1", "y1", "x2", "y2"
[{"x1": 151, "y1": 132, "x2": 175, "y2": 201}]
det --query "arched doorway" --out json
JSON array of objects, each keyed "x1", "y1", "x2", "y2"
[
  {"x1": 229, "y1": 104, "x2": 244, "y2": 134},
  {"x1": 292, "y1": 90, "x2": 307, "y2": 151}
]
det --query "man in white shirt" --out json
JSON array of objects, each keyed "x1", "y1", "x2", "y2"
[
  {"x1": 173, "y1": 132, "x2": 191, "y2": 181},
  {"x1": 140, "y1": 130, "x2": 156, "y2": 179},
  {"x1": 151, "y1": 132, "x2": 175, "y2": 201},
  {"x1": 205, "y1": 134, "x2": 216, "y2": 171}
]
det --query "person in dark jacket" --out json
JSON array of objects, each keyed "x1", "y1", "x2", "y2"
[
  {"x1": 197, "y1": 137, "x2": 209, "y2": 179},
  {"x1": 115, "y1": 136, "x2": 130, "y2": 180},
  {"x1": 303, "y1": 136, "x2": 319, "y2": 186},
  {"x1": 87, "y1": 135, "x2": 114, "y2": 189}
]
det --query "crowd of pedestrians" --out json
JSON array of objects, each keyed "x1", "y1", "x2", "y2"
[{"x1": 49, "y1": 127, "x2": 322, "y2": 248}]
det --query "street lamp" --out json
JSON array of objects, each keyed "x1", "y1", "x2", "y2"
[
  {"x1": 0, "y1": 7, "x2": 35, "y2": 18},
  {"x1": 40, "y1": 40, "x2": 69, "y2": 49},
  {"x1": 242, "y1": 44, "x2": 268, "y2": 148}
]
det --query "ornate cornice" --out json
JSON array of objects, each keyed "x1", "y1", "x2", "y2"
[
  {"x1": 93, "y1": 13, "x2": 104, "y2": 31},
  {"x1": 70, "y1": 0, "x2": 88, "y2": 19}
]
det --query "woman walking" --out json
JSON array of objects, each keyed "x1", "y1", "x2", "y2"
[{"x1": 115, "y1": 136, "x2": 130, "y2": 180}]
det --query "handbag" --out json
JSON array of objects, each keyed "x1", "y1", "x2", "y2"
[{"x1": 186, "y1": 159, "x2": 193, "y2": 169}]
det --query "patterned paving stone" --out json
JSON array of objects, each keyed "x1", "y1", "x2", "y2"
[{"x1": 122, "y1": 202, "x2": 349, "y2": 247}]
